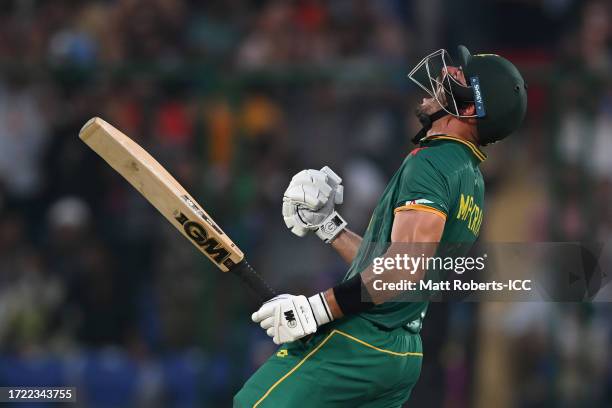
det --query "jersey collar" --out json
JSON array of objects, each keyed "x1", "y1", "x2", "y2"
[{"x1": 421, "y1": 134, "x2": 487, "y2": 163}]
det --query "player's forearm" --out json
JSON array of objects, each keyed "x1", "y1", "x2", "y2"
[
  {"x1": 325, "y1": 212, "x2": 444, "y2": 319},
  {"x1": 330, "y1": 229, "x2": 362, "y2": 263},
  {"x1": 323, "y1": 243, "x2": 431, "y2": 320}
]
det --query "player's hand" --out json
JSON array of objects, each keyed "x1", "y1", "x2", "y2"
[
  {"x1": 252, "y1": 293, "x2": 333, "y2": 344},
  {"x1": 282, "y1": 166, "x2": 347, "y2": 243}
]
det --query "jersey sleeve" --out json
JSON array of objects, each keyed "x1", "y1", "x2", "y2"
[{"x1": 394, "y1": 154, "x2": 451, "y2": 220}]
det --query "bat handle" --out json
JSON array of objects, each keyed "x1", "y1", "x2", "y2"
[{"x1": 231, "y1": 260, "x2": 277, "y2": 302}]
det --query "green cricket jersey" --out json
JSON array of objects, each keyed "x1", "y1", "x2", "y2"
[
  {"x1": 344, "y1": 134, "x2": 486, "y2": 329},
  {"x1": 235, "y1": 135, "x2": 488, "y2": 407}
]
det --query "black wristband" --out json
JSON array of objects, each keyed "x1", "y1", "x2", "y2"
[{"x1": 332, "y1": 275, "x2": 374, "y2": 316}]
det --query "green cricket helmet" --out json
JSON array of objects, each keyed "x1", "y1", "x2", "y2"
[{"x1": 408, "y1": 45, "x2": 528, "y2": 145}]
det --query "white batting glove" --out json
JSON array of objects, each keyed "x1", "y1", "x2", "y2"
[
  {"x1": 251, "y1": 293, "x2": 333, "y2": 344},
  {"x1": 282, "y1": 166, "x2": 347, "y2": 243}
]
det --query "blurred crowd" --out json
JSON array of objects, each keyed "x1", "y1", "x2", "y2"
[{"x1": 0, "y1": 0, "x2": 610, "y2": 407}]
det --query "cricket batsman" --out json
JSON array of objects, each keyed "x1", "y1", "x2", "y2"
[{"x1": 234, "y1": 45, "x2": 527, "y2": 407}]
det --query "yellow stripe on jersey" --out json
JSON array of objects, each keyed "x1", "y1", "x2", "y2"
[
  {"x1": 394, "y1": 204, "x2": 447, "y2": 220},
  {"x1": 422, "y1": 134, "x2": 487, "y2": 162}
]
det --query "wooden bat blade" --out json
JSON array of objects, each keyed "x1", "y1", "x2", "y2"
[{"x1": 79, "y1": 117, "x2": 244, "y2": 272}]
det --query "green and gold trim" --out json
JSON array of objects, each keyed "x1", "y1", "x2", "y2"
[
  {"x1": 422, "y1": 134, "x2": 487, "y2": 162},
  {"x1": 394, "y1": 204, "x2": 447, "y2": 220}
]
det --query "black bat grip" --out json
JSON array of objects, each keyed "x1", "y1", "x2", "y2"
[{"x1": 230, "y1": 259, "x2": 276, "y2": 302}]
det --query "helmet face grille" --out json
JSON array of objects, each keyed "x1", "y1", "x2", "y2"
[{"x1": 407, "y1": 49, "x2": 479, "y2": 118}]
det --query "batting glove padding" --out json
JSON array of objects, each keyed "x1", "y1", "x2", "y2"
[
  {"x1": 282, "y1": 166, "x2": 347, "y2": 242},
  {"x1": 252, "y1": 293, "x2": 333, "y2": 345}
]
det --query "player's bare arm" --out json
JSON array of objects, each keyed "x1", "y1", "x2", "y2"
[
  {"x1": 253, "y1": 209, "x2": 445, "y2": 342},
  {"x1": 323, "y1": 210, "x2": 444, "y2": 318},
  {"x1": 391, "y1": 209, "x2": 445, "y2": 243},
  {"x1": 330, "y1": 229, "x2": 362, "y2": 264}
]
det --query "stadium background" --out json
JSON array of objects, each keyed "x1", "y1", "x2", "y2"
[{"x1": 0, "y1": 0, "x2": 610, "y2": 407}]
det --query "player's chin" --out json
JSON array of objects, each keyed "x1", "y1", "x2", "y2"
[
  {"x1": 415, "y1": 101, "x2": 434, "y2": 116},
  {"x1": 419, "y1": 98, "x2": 446, "y2": 115}
]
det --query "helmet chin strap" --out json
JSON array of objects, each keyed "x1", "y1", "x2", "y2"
[{"x1": 412, "y1": 109, "x2": 448, "y2": 144}]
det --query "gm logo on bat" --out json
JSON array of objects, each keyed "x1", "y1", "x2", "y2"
[{"x1": 173, "y1": 209, "x2": 233, "y2": 267}]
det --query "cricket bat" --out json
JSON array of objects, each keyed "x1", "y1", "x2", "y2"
[{"x1": 79, "y1": 117, "x2": 276, "y2": 302}]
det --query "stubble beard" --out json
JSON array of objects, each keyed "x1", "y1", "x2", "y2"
[{"x1": 415, "y1": 98, "x2": 441, "y2": 118}]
